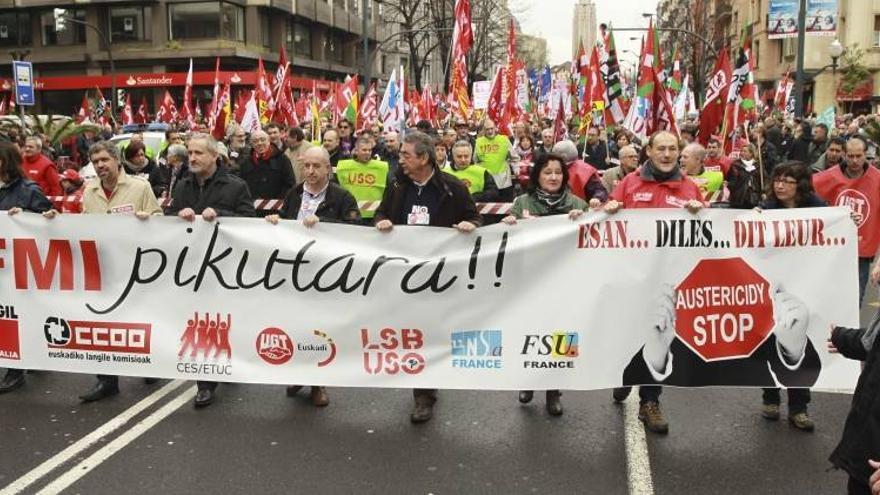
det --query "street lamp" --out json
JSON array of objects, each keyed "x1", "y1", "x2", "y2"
[
  {"x1": 829, "y1": 39, "x2": 844, "y2": 76},
  {"x1": 54, "y1": 8, "x2": 117, "y2": 122}
]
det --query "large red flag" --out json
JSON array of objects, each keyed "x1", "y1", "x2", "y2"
[
  {"x1": 208, "y1": 57, "x2": 221, "y2": 130},
  {"x1": 136, "y1": 96, "x2": 148, "y2": 124},
  {"x1": 697, "y1": 50, "x2": 732, "y2": 145},
  {"x1": 212, "y1": 82, "x2": 232, "y2": 140},
  {"x1": 256, "y1": 57, "x2": 274, "y2": 124},
  {"x1": 156, "y1": 90, "x2": 178, "y2": 123},
  {"x1": 358, "y1": 82, "x2": 378, "y2": 132},
  {"x1": 76, "y1": 94, "x2": 91, "y2": 123},
  {"x1": 448, "y1": 0, "x2": 473, "y2": 118}
]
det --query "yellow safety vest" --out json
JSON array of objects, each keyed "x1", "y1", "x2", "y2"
[
  {"x1": 474, "y1": 135, "x2": 510, "y2": 177},
  {"x1": 443, "y1": 164, "x2": 487, "y2": 195},
  {"x1": 335, "y1": 159, "x2": 389, "y2": 218}
]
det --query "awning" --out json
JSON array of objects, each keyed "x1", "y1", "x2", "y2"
[{"x1": 0, "y1": 71, "x2": 334, "y2": 92}]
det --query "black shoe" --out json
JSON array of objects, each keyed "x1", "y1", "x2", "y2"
[
  {"x1": 518, "y1": 390, "x2": 534, "y2": 404},
  {"x1": 0, "y1": 369, "x2": 25, "y2": 394},
  {"x1": 79, "y1": 381, "x2": 119, "y2": 402},
  {"x1": 194, "y1": 389, "x2": 214, "y2": 408},
  {"x1": 546, "y1": 390, "x2": 563, "y2": 416},
  {"x1": 410, "y1": 399, "x2": 435, "y2": 423},
  {"x1": 612, "y1": 387, "x2": 632, "y2": 403},
  {"x1": 143, "y1": 378, "x2": 159, "y2": 385},
  {"x1": 286, "y1": 385, "x2": 304, "y2": 397}
]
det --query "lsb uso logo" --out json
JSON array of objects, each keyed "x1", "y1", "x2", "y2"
[
  {"x1": 521, "y1": 332, "x2": 580, "y2": 369},
  {"x1": 177, "y1": 313, "x2": 232, "y2": 377},
  {"x1": 0, "y1": 304, "x2": 20, "y2": 360},
  {"x1": 361, "y1": 327, "x2": 426, "y2": 375}
]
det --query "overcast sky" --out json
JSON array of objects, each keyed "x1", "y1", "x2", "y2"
[{"x1": 516, "y1": 0, "x2": 661, "y2": 67}]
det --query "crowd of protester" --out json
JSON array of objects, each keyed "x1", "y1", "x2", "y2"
[{"x1": 1, "y1": 110, "x2": 880, "y2": 494}]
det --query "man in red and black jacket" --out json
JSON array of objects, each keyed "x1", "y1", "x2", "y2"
[
  {"x1": 236, "y1": 129, "x2": 294, "y2": 215},
  {"x1": 604, "y1": 130, "x2": 705, "y2": 435}
]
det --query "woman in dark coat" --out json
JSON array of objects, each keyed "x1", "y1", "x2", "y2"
[{"x1": 0, "y1": 141, "x2": 53, "y2": 394}]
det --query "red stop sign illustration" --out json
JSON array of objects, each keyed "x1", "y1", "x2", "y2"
[{"x1": 675, "y1": 258, "x2": 774, "y2": 362}]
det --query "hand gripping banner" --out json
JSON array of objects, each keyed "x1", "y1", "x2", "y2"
[{"x1": 0, "y1": 207, "x2": 862, "y2": 390}]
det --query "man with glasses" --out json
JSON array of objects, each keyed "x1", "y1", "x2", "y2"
[
  {"x1": 602, "y1": 144, "x2": 640, "y2": 194},
  {"x1": 237, "y1": 130, "x2": 294, "y2": 214},
  {"x1": 337, "y1": 119, "x2": 355, "y2": 154},
  {"x1": 814, "y1": 136, "x2": 880, "y2": 308},
  {"x1": 226, "y1": 125, "x2": 250, "y2": 171}
]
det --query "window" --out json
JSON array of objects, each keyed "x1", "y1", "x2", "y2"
[
  {"x1": 288, "y1": 20, "x2": 312, "y2": 58},
  {"x1": 874, "y1": 15, "x2": 880, "y2": 48},
  {"x1": 0, "y1": 11, "x2": 31, "y2": 47},
  {"x1": 169, "y1": 2, "x2": 243, "y2": 41},
  {"x1": 220, "y1": 3, "x2": 244, "y2": 42},
  {"x1": 754, "y1": 40, "x2": 760, "y2": 68},
  {"x1": 41, "y1": 9, "x2": 86, "y2": 46},
  {"x1": 349, "y1": 0, "x2": 358, "y2": 14},
  {"x1": 327, "y1": 32, "x2": 343, "y2": 63},
  {"x1": 782, "y1": 38, "x2": 795, "y2": 57},
  {"x1": 260, "y1": 9, "x2": 270, "y2": 47},
  {"x1": 110, "y1": 6, "x2": 151, "y2": 42}
]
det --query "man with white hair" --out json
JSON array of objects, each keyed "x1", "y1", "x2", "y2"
[
  {"x1": 680, "y1": 142, "x2": 723, "y2": 198},
  {"x1": 551, "y1": 139, "x2": 607, "y2": 205},
  {"x1": 22, "y1": 135, "x2": 62, "y2": 197},
  {"x1": 237, "y1": 129, "x2": 294, "y2": 209},
  {"x1": 602, "y1": 144, "x2": 640, "y2": 194}
]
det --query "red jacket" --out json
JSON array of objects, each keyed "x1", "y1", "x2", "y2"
[
  {"x1": 610, "y1": 165, "x2": 704, "y2": 209},
  {"x1": 22, "y1": 153, "x2": 62, "y2": 197},
  {"x1": 568, "y1": 159, "x2": 599, "y2": 201},
  {"x1": 813, "y1": 164, "x2": 880, "y2": 257},
  {"x1": 704, "y1": 155, "x2": 732, "y2": 177}
]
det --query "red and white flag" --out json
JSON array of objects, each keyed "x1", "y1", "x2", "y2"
[
  {"x1": 122, "y1": 93, "x2": 134, "y2": 125},
  {"x1": 136, "y1": 96, "x2": 148, "y2": 124},
  {"x1": 358, "y1": 82, "x2": 378, "y2": 132},
  {"x1": 179, "y1": 58, "x2": 195, "y2": 127},
  {"x1": 77, "y1": 94, "x2": 91, "y2": 123},
  {"x1": 156, "y1": 90, "x2": 178, "y2": 123},
  {"x1": 447, "y1": 0, "x2": 473, "y2": 118}
]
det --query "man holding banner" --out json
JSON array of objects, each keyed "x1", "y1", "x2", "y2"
[
  {"x1": 166, "y1": 133, "x2": 256, "y2": 408},
  {"x1": 604, "y1": 130, "x2": 704, "y2": 434},
  {"x1": 374, "y1": 130, "x2": 481, "y2": 424}
]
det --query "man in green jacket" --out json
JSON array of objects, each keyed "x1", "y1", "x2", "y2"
[
  {"x1": 475, "y1": 120, "x2": 515, "y2": 201},
  {"x1": 335, "y1": 136, "x2": 390, "y2": 223}
]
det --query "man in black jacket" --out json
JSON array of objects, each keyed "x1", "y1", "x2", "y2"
[
  {"x1": 374, "y1": 130, "x2": 481, "y2": 424},
  {"x1": 829, "y1": 314, "x2": 880, "y2": 495},
  {"x1": 237, "y1": 130, "x2": 294, "y2": 210},
  {"x1": 166, "y1": 133, "x2": 255, "y2": 408}
]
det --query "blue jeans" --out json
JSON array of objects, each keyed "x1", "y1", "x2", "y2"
[{"x1": 858, "y1": 257, "x2": 873, "y2": 308}]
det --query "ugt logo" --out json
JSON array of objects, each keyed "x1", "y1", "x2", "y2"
[
  {"x1": 361, "y1": 327, "x2": 425, "y2": 375},
  {"x1": 178, "y1": 313, "x2": 232, "y2": 361}
]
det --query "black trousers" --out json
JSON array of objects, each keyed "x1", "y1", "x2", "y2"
[{"x1": 762, "y1": 388, "x2": 811, "y2": 414}]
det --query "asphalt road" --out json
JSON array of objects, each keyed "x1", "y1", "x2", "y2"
[
  {"x1": 0, "y1": 373, "x2": 856, "y2": 495},
  {"x1": 0, "y1": 292, "x2": 873, "y2": 495}
]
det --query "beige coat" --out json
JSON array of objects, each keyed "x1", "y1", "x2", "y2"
[{"x1": 82, "y1": 171, "x2": 162, "y2": 215}]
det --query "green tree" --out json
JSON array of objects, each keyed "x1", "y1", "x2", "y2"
[{"x1": 839, "y1": 43, "x2": 871, "y2": 114}]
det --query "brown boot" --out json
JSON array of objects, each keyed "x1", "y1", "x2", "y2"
[
  {"x1": 286, "y1": 385, "x2": 303, "y2": 397},
  {"x1": 638, "y1": 401, "x2": 669, "y2": 434},
  {"x1": 310, "y1": 386, "x2": 329, "y2": 407},
  {"x1": 410, "y1": 395, "x2": 436, "y2": 423}
]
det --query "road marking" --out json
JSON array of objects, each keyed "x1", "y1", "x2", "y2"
[
  {"x1": 35, "y1": 385, "x2": 196, "y2": 495},
  {"x1": 0, "y1": 379, "x2": 187, "y2": 495},
  {"x1": 623, "y1": 393, "x2": 655, "y2": 495}
]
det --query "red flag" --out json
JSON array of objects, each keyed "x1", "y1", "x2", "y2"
[
  {"x1": 448, "y1": 0, "x2": 473, "y2": 118},
  {"x1": 208, "y1": 57, "x2": 221, "y2": 130},
  {"x1": 774, "y1": 69, "x2": 791, "y2": 110},
  {"x1": 136, "y1": 96, "x2": 148, "y2": 124},
  {"x1": 0, "y1": 94, "x2": 8, "y2": 116},
  {"x1": 552, "y1": 94, "x2": 567, "y2": 144},
  {"x1": 697, "y1": 50, "x2": 732, "y2": 146},
  {"x1": 334, "y1": 75, "x2": 359, "y2": 126},
  {"x1": 77, "y1": 94, "x2": 91, "y2": 123},
  {"x1": 486, "y1": 67, "x2": 504, "y2": 126},
  {"x1": 422, "y1": 85, "x2": 436, "y2": 126},
  {"x1": 358, "y1": 82, "x2": 378, "y2": 132},
  {"x1": 234, "y1": 89, "x2": 250, "y2": 124},
  {"x1": 179, "y1": 58, "x2": 195, "y2": 126},
  {"x1": 122, "y1": 93, "x2": 134, "y2": 125},
  {"x1": 212, "y1": 82, "x2": 232, "y2": 140},
  {"x1": 256, "y1": 57, "x2": 274, "y2": 124},
  {"x1": 156, "y1": 90, "x2": 178, "y2": 123}
]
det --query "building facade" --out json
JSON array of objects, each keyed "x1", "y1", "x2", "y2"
[
  {"x1": 0, "y1": 0, "x2": 392, "y2": 116},
  {"x1": 572, "y1": 0, "x2": 596, "y2": 57}
]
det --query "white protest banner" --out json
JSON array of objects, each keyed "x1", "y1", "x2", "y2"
[
  {"x1": 0, "y1": 208, "x2": 861, "y2": 391},
  {"x1": 472, "y1": 80, "x2": 492, "y2": 110}
]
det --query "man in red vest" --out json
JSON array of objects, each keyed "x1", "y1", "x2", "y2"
[
  {"x1": 551, "y1": 139, "x2": 607, "y2": 206},
  {"x1": 22, "y1": 136, "x2": 62, "y2": 197},
  {"x1": 813, "y1": 136, "x2": 880, "y2": 307}
]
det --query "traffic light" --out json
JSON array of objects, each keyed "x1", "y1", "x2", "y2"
[{"x1": 53, "y1": 8, "x2": 67, "y2": 32}]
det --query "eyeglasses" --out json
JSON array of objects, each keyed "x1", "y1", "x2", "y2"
[{"x1": 773, "y1": 178, "x2": 798, "y2": 186}]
